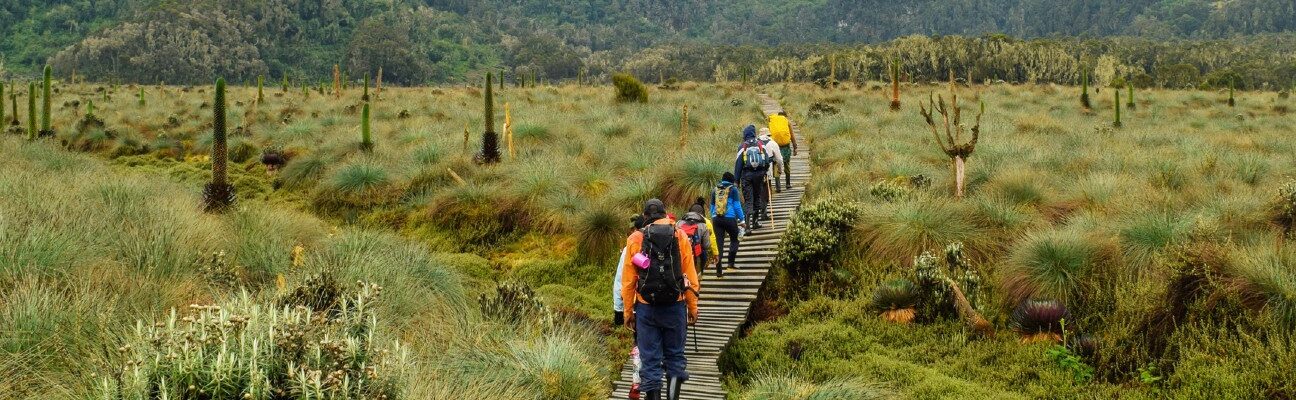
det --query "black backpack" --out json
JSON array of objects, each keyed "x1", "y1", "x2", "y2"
[{"x1": 636, "y1": 223, "x2": 686, "y2": 305}]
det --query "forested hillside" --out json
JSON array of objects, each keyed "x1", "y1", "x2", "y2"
[{"x1": 2, "y1": 0, "x2": 1295, "y2": 84}]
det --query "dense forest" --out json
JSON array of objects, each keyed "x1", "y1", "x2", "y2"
[{"x1": 2, "y1": 0, "x2": 1295, "y2": 85}]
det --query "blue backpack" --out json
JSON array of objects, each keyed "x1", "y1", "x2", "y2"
[{"x1": 741, "y1": 139, "x2": 769, "y2": 171}]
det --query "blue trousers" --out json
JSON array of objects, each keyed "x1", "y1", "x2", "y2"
[{"x1": 635, "y1": 302, "x2": 688, "y2": 391}]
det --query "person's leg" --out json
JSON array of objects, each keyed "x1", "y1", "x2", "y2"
[
  {"x1": 635, "y1": 303, "x2": 665, "y2": 394},
  {"x1": 661, "y1": 302, "x2": 689, "y2": 385},
  {"x1": 756, "y1": 173, "x2": 770, "y2": 221},
  {"x1": 713, "y1": 218, "x2": 728, "y2": 273},
  {"x1": 740, "y1": 175, "x2": 757, "y2": 228},
  {"x1": 715, "y1": 217, "x2": 740, "y2": 271},
  {"x1": 781, "y1": 147, "x2": 793, "y2": 189},
  {"x1": 742, "y1": 174, "x2": 763, "y2": 228}
]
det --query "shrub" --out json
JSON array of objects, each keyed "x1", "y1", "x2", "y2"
[
  {"x1": 1271, "y1": 180, "x2": 1296, "y2": 239},
  {"x1": 774, "y1": 199, "x2": 863, "y2": 296},
  {"x1": 95, "y1": 284, "x2": 406, "y2": 400},
  {"x1": 478, "y1": 282, "x2": 550, "y2": 324},
  {"x1": 741, "y1": 374, "x2": 890, "y2": 400},
  {"x1": 612, "y1": 73, "x2": 648, "y2": 103},
  {"x1": 869, "y1": 178, "x2": 911, "y2": 202}
]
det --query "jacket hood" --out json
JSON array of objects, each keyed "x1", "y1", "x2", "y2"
[{"x1": 742, "y1": 125, "x2": 756, "y2": 141}]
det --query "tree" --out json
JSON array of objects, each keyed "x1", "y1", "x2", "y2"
[
  {"x1": 203, "y1": 78, "x2": 236, "y2": 212},
  {"x1": 919, "y1": 82, "x2": 983, "y2": 199}
]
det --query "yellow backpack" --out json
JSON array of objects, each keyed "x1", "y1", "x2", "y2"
[{"x1": 768, "y1": 114, "x2": 792, "y2": 146}]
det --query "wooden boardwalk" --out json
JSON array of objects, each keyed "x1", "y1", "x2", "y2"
[{"x1": 608, "y1": 94, "x2": 809, "y2": 400}]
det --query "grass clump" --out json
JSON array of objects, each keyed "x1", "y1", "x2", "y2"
[{"x1": 95, "y1": 284, "x2": 406, "y2": 399}]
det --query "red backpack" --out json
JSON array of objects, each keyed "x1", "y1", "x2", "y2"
[{"x1": 678, "y1": 221, "x2": 704, "y2": 256}]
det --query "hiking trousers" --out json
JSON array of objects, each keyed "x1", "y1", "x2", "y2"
[
  {"x1": 635, "y1": 302, "x2": 689, "y2": 392},
  {"x1": 712, "y1": 217, "x2": 740, "y2": 272},
  {"x1": 740, "y1": 172, "x2": 767, "y2": 226},
  {"x1": 777, "y1": 147, "x2": 793, "y2": 191}
]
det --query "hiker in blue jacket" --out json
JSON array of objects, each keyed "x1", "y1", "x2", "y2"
[
  {"x1": 733, "y1": 125, "x2": 777, "y2": 229},
  {"x1": 710, "y1": 171, "x2": 746, "y2": 278}
]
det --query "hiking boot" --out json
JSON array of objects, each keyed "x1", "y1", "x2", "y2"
[
  {"x1": 628, "y1": 383, "x2": 641, "y2": 400},
  {"x1": 760, "y1": 213, "x2": 772, "y2": 221},
  {"x1": 644, "y1": 388, "x2": 661, "y2": 400}
]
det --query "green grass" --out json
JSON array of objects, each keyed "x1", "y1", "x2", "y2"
[
  {"x1": 731, "y1": 82, "x2": 1296, "y2": 398},
  {"x1": 0, "y1": 137, "x2": 608, "y2": 398}
]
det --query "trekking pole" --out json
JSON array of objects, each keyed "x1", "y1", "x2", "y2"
[{"x1": 691, "y1": 322, "x2": 698, "y2": 353}]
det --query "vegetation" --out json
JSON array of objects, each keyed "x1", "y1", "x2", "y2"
[
  {"x1": 479, "y1": 72, "x2": 500, "y2": 164},
  {"x1": 361, "y1": 102, "x2": 373, "y2": 152},
  {"x1": 612, "y1": 73, "x2": 648, "y2": 103},
  {"x1": 1113, "y1": 90, "x2": 1122, "y2": 128},
  {"x1": 0, "y1": 133, "x2": 610, "y2": 399},
  {"x1": 203, "y1": 78, "x2": 235, "y2": 212},
  {"x1": 4, "y1": 0, "x2": 1296, "y2": 84},
  {"x1": 26, "y1": 81, "x2": 35, "y2": 139},
  {"x1": 1080, "y1": 69, "x2": 1092, "y2": 110},
  {"x1": 730, "y1": 82, "x2": 1296, "y2": 398}
]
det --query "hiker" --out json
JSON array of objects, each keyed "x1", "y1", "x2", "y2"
[
  {"x1": 622, "y1": 199, "x2": 700, "y2": 400},
  {"x1": 678, "y1": 198, "x2": 719, "y2": 278},
  {"x1": 613, "y1": 214, "x2": 649, "y2": 399},
  {"x1": 768, "y1": 111, "x2": 797, "y2": 192},
  {"x1": 614, "y1": 215, "x2": 648, "y2": 326},
  {"x1": 734, "y1": 124, "x2": 779, "y2": 229},
  {"x1": 756, "y1": 127, "x2": 785, "y2": 222},
  {"x1": 711, "y1": 172, "x2": 745, "y2": 278}
]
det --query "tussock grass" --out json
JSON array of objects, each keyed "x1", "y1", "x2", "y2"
[
  {"x1": 0, "y1": 137, "x2": 608, "y2": 398},
  {"x1": 735, "y1": 83, "x2": 1296, "y2": 397}
]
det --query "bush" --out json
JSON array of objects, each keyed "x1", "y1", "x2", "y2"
[
  {"x1": 1272, "y1": 180, "x2": 1296, "y2": 239},
  {"x1": 478, "y1": 282, "x2": 550, "y2": 324},
  {"x1": 740, "y1": 374, "x2": 890, "y2": 400},
  {"x1": 95, "y1": 284, "x2": 406, "y2": 399},
  {"x1": 612, "y1": 73, "x2": 648, "y2": 103},
  {"x1": 774, "y1": 199, "x2": 863, "y2": 297}
]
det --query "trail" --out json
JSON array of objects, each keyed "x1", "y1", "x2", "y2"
[{"x1": 608, "y1": 94, "x2": 810, "y2": 399}]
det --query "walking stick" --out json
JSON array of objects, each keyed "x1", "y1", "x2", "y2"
[{"x1": 691, "y1": 321, "x2": 698, "y2": 353}]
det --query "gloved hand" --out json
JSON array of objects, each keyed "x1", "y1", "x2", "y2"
[
  {"x1": 688, "y1": 311, "x2": 698, "y2": 325},
  {"x1": 614, "y1": 310, "x2": 624, "y2": 326}
]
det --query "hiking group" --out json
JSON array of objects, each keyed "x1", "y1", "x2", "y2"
[{"x1": 611, "y1": 112, "x2": 797, "y2": 400}]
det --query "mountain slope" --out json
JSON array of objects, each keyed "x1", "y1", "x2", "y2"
[{"x1": 2, "y1": 0, "x2": 1294, "y2": 83}]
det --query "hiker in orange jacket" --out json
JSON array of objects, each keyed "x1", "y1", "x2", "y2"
[{"x1": 621, "y1": 199, "x2": 700, "y2": 400}]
